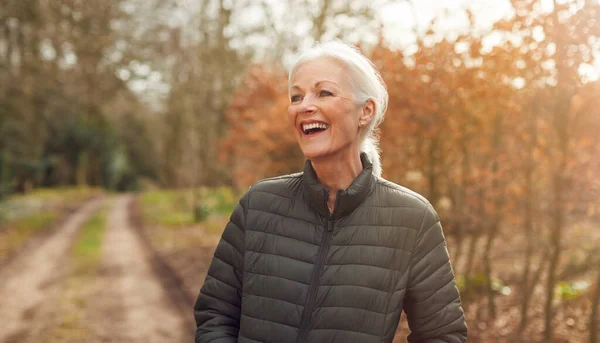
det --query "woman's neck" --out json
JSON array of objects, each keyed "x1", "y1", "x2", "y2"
[{"x1": 310, "y1": 148, "x2": 363, "y2": 213}]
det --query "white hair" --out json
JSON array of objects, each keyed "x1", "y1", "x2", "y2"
[{"x1": 288, "y1": 40, "x2": 388, "y2": 177}]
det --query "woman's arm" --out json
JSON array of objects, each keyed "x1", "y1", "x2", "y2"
[
  {"x1": 403, "y1": 205, "x2": 467, "y2": 343},
  {"x1": 194, "y1": 193, "x2": 249, "y2": 343}
]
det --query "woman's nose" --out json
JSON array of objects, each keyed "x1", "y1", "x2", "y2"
[{"x1": 297, "y1": 95, "x2": 317, "y2": 114}]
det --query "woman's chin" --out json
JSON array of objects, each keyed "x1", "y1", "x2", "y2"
[{"x1": 300, "y1": 147, "x2": 330, "y2": 160}]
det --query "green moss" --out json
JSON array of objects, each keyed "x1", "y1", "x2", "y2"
[
  {"x1": 204, "y1": 187, "x2": 238, "y2": 215},
  {"x1": 138, "y1": 187, "x2": 242, "y2": 229},
  {"x1": 73, "y1": 208, "x2": 106, "y2": 266},
  {"x1": 160, "y1": 211, "x2": 195, "y2": 227},
  {"x1": 139, "y1": 190, "x2": 194, "y2": 227},
  {"x1": 14, "y1": 211, "x2": 59, "y2": 232},
  {"x1": 0, "y1": 210, "x2": 61, "y2": 261},
  {"x1": 0, "y1": 187, "x2": 103, "y2": 224}
]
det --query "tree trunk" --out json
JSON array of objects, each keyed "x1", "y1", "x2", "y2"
[
  {"x1": 453, "y1": 126, "x2": 471, "y2": 275},
  {"x1": 543, "y1": 114, "x2": 568, "y2": 343},
  {"x1": 544, "y1": 2, "x2": 570, "y2": 340},
  {"x1": 518, "y1": 94, "x2": 539, "y2": 337},
  {"x1": 483, "y1": 222, "x2": 499, "y2": 321},
  {"x1": 313, "y1": 0, "x2": 331, "y2": 40},
  {"x1": 483, "y1": 113, "x2": 504, "y2": 321},
  {"x1": 465, "y1": 187, "x2": 486, "y2": 278},
  {"x1": 518, "y1": 252, "x2": 547, "y2": 341},
  {"x1": 590, "y1": 267, "x2": 600, "y2": 343},
  {"x1": 427, "y1": 136, "x2": 440, "y2": 205},
  {"x1": 2, "y1": 19, "x2": 12, "y2": 85},
  {"x1": 518, "y1": 168, "x2": 534, "y2": 335},
  {"x1": 76, "y1": 152, "x2": 89, "y2": 187},
  {"x1": 464, "y1": 233, "x2": 479, "y2": 278}
]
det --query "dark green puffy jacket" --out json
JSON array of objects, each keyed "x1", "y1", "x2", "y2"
[{"x1": 194, "y1": 153, "x2": 467, "y2": 343}]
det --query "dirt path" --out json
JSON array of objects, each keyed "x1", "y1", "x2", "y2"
[
  {"x1": 0, "y1": 198, "x2": 104, "y2": 343},
  {"x1": 90, "y1": 195, "x2": 192, "y2": 342}
]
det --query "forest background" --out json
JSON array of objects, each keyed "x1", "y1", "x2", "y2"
[{"x1": 1, "y1": 0, "x2": 600, "y2": 342}]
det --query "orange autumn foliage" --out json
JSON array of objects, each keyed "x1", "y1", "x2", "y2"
[{"x1": 220, "y1": 64, "x2": 303, "y2": 189}]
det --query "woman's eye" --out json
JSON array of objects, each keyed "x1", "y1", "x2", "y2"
[
  {"x1": 319, "y1": 90, "x2": 333, "y2": 97},
  {"x1": 291, "y1": 95, "x2": 302, "y2": 102}
]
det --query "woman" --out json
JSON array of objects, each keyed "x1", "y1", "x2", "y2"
[{"x1": 194, "y1": 41, "x2": 467, "y2": 343}]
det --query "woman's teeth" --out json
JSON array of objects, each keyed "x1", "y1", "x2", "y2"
[{"x1": 302, "y1": 123, "x2": 329, "y2": 134}]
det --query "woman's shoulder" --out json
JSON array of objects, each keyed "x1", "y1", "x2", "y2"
[
  {"x1": 373, "y1": 176, "x2": 435, "y2": 212},
  {"x1": 372, "y1": 176, "x2": 441, "y2": 229},
  {"x1": 243, "y1": 172, "x2": 304, "y2": 200}
]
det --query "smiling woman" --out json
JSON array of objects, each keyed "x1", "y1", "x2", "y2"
[{"x1": 193, "y1": 41, "x2": 467, "y2": 343}]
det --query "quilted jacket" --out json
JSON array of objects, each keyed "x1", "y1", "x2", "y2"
[{"x1": 194, "y1": 153, "x2": 467, "y2": 343}]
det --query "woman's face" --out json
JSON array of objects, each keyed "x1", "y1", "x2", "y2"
[{"x1": 288, "y1": 57, "x2": 371, "y2": 160}]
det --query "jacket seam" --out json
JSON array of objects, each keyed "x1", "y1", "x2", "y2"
[
  {"x1": 326, "y1": 262, "x2": 402, "y2": 273},
  {"x1": 251, "y1": 189, "x2": 296, "y2": 201},
  {"x1": 411, "y1": 260, "x2": 449, "y2": 291},
  {"x1": 329, "y1": 242, "x2": 410, "y2": 251},
  {"x1": 248, "y1": 208, "x2": 319, "y2": 227},
  {"x1": 390, "y1": 205, "x2": 429, "y2": 341},
  {"x1": 363, "y1": 205, "x2": 425, "y2": 209},
  {"x1": 381, "y1": 239, "x2": 401, "y2": 341},
  {"x1": 242, "y1": 192, "x2": 250, "y2": 229},
  {"x1": 340, "y1": 223, "x2": 419, "y2": 230},
  {"x1": 246, "y1": 250, "x2": 314, "y2": 266},
  {"x1": 410, "y1": 296, "x2": 462, "y2": 323},
  {"x1": 220, "y1": 230, "x2": 244, "y2": 258},
  {"x1": 248, "y1": 271, "x2": 309, "y2": 286},
  {"x1": 412, "y1": 206, "x2": 432, "y2": 257},
  {"x1": 212, "y1": 254, "x2": 240, "y2": 275},
  {"x1": 248, "y1": 230, "x2": 318, "y2": 248},
  {"x1": 412, "y1": 276, "x2": 454, "y2": 306},
  {"x1": 241, "y1": 313, "x2": 298, "y2": 330},
  {"x1": 208, "y1": 258, "x2": 243, "y2": 290},
  {"x1": 375, "y1": 179, "x2": 430, "y2": 206},
  {"x1": 241, "y1": 192, "x2": 250, "y2": 287},
  {"x1": 245, "y1": 293, "x2": 303, "y2": 308},
  {"x1": 237, "y1": 335, "x2": 265, "y2": 343},
  {"x1": 318, "y1": 304, "x2": 389, "y2": 316},
  {"x1": 413, "y1": 238, "x2": 444, "y2": 270},
  {"x1": 252, "y1": 173, "x2": 301, "y2": 185},
  {"x1": 320, "y1": 282, "x2": 390, "y2": 293},
  {"x1": 405, "y1": 206, "x2": 430, "y2": 287},
  {"x1": 310, "y1": 327, "x2": 380, "y2": 338},
  {"x1": 204, "y1": 336, "x2": 233, "y2": 343},
  {"x1": 198, "y1": 290, "x2": 241, "y2": 311}
]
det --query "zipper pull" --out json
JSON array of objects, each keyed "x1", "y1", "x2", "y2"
[{"x1": 327, "y1": 218, "x2": 333, "y2": 232}]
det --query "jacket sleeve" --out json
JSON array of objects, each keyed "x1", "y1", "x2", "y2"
[
  {"x1": 403, "y1": 205, "x2": 467, "y2": 343},
  {"x1": 194, "y1": 192, "x2": 249, "y2": 343}
]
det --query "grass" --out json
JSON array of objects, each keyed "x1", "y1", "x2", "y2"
[
  {"x1": 0, "y1": 187, "x2": 104, "y2": 264},
  {"x1": 140, "y1": 190, "x2": 194, "y2": 227},
  {"x1": 136, "y1": 187, "x2": 240, "y2": 253},
  {"x1": 139, "y1": 187, "x2": 240, "y2": 228},
  {"x1": 0, "y1": 187, "x2": 103, "y2": 225},
  {"x1": 72, "y1": 209, "x2": 106, "y2": 267},
  {"x1": 43, "y1": 200, "x2": 110, "y2": 343},
  {"x1": 0, "y1": 210, "x2": 60, "y2": 262},
  {"x1": 14, "y1": 211, "x2": 59, "y2": 232}
]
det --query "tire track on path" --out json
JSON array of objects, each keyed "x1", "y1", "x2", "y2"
[
  {"x1": 0, "y1": 198, "x2": 104, "y2": 343},
  {"x1": 92, "y1": 195, "x2": 191, "y2": 342}
]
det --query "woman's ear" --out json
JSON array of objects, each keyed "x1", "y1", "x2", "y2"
[{"x1": 359, "y1": 99, "x2": 376, "y2": 125}]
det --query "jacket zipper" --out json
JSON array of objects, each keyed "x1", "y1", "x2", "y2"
[{"x1": 297, "y1": 190, "x2": 337, "y2": 342}]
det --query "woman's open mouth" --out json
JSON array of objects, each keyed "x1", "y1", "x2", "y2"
[{"x1": 302, "y1": 122, "x2": 329, "y2": 136}]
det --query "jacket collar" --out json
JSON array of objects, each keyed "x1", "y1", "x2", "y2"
[{"x1": 302, "y1": 152, "x2": 375, "y2": 219}]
